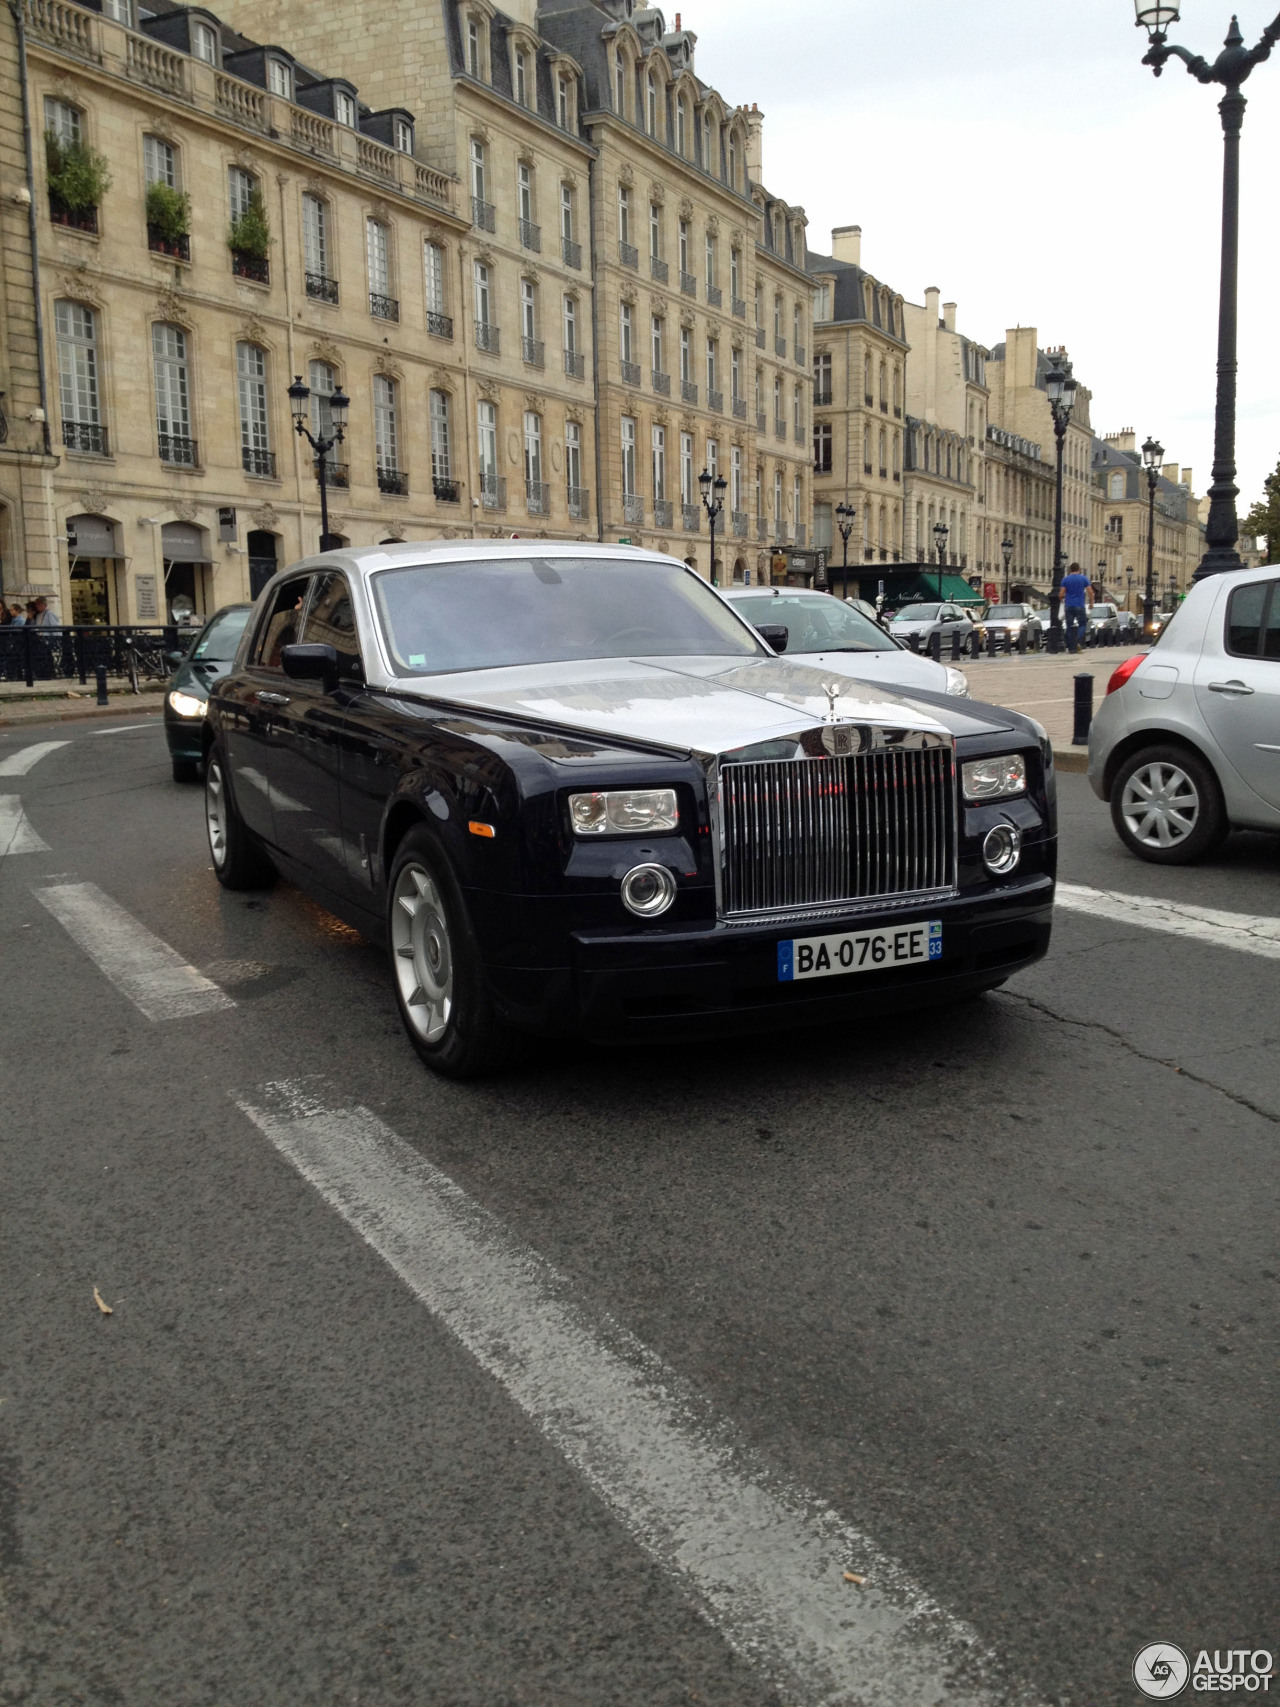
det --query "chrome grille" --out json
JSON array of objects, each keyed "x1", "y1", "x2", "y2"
[{"x1": 719, "y1": 746, "x2": 956, "y2": 918}]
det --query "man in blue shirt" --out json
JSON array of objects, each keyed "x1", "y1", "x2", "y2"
[{"x1": 1059, "y1": 562, "x2": 1092, "y2": 653}]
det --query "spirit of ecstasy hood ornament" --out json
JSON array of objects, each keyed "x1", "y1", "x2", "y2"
[{"x1": 823, "y1": 681, "x2": 842, "y2": 723}]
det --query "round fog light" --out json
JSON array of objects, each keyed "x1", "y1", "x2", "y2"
[
  {"x1": 982, "y1": 823, "x2": 1022, "y2": 876},
  {"x1": 620, "y1": 862, "x2": 676, "y2": 918}
]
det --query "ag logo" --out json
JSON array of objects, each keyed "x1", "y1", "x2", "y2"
[{"x1": 1133, "y1": 1644, "x2": 1190, "y2": 1698}]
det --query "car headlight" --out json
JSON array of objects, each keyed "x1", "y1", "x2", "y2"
[
  {"x1": 168, "y1": 689, "x2": 206, "y2": 719},
  {"x1": 961, "y1": 754, "x2": 1027, "y2": 802},
  {"x1": 569, "y1": 788, "x2": 678, "y2": 835},
  {"x1": 944, "y1": 667, "x2": 970, "y2": 697}
]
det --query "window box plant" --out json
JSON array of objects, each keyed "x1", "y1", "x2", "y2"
[
  {"x1": 146, "y1": 181, "x2": 191, "y2": 261},
  {"x1": 45, "y1": 132, "x2": 110, "y2": 233},
  {"x1": 229, "y1": 188, "x2": 271, "y2": 284}
]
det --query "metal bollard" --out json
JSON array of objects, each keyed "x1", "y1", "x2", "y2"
[
  {"x1": 1072, "y1": 673, "x2": 1093, "y2": 746},
  {"x1": 908, "y1": 633, "x2": 919, "y2": 653},
  {"x1": 987, "y1": 627, "x2": 997, "y2": 658},
  {"x1": 928, "y1": 631, "x2": 941, "y2": 662},
  {"x1": 1017, "y1": 627, "x2": 1027, "y2": 655},
  {"x1": 94, "y1": 663, "x2": 109, "y2": 707},
  {"x1": 950, "y1": 629, "x2": 961, "y2": 662}
]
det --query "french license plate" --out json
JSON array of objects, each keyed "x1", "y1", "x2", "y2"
[{"x1": 778, "y1": 921, "x2": 942, "y2": 982}]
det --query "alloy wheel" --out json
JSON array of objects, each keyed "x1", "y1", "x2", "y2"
[
  {"x1": 206, "y1": 758, "x2": 228, "y2": 869},
  {"x1": 391, "y1": 862, "x2": 454, "y2": 1043},
  {"x1": 1119, "y1": 760, "x2": 1199, "y2": 850}
]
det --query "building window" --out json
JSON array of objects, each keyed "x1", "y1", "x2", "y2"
[
  {"x1": 774, "y1": 468, "x2": 783, "y2": 521},
  {"x1": 615, "y1": 53, "x2": 626, "y2": 116},
  {"x1": 191, "y1": 21, "x2": 218, "y2": 63},
  {"x1": 518, "y1": 162, "x2": 534, "y2": 227},
  {"x1": 681, "y1": 432, "x2": 694, "y2": 505},
  {"x1": 646, "y1": 73, "x2": 658, "y2": 137},
  {"x1": 478, "y1": 400, "x2": 498, "y2": 479},
  {"x1": 424, "y1": 241, "x2": 446, "y2": 316},
  {"x1": 813, "y1": 282, "x2": 831, "y2": 323},
  {"x1": 813, "y1": 421, "x2": 832, "y2": 474},
  {"x1": 143, "y1": 134, "x2": 177, "y2": 189},
  {"x1": 731, "y1": 346, "x2": 741, "y2": 402},
  {"x1": 793, "y1": 303, "x2": 803, "y2": 351},
  {"x1": 794, "y1": 384, "x2": 803, "y2": 434},
  {"x1": 228, "y1": 165, "x2": 257, "y2": 223},
  {"x1": 474, "y1": 260, "x2": 492, "y2": 325},
  {"x1": 706, "y1": 337, "x2": 717, "y2": 394},
  {"x1": 430, "y1": 389, "x2": 451, "y2": 481},
  {"x1": 303, "y1": 194, "x2": 330, "y2": 282},
  {"x1": 514, "y1": 48, "x2": 528, "y2": 107},
  {"x1": 621, "y1": 416, "x2": 637, "y2": 496},
  {"x1": 773, "y1": 295, "x2": 782, "y2": 339},
  {"x1": 680, "y1": 326, "x2": 691, "y2": 384},
  {"x1": 44, "y1": 98, "x2": 81, "y2": 146},
  {"x1": 651, "y1": 314, "x2": 664, "y2": 375},
  {"x1": 705, "y1": 233, "x2": 717, "y2": 290},
  {"x1": 267, "y1": 59, "x2": 292, "y2": 99},
  {"x1": 374, "y1": 374, "x2": 399, "y2": 474},
  {"x1": 676, "y1": 99, "x2": 686, "y2": 156},
  {"x1": 100, "y1": 0, "x2": 131, "y2": 22},
  {"x1": 522, "y1": 278, "x2": 537, "y2": 342},
  {"x1": 755, "y1": 278, "x2": 764, "y2": 328},
  {"x1": 652, "y1": 424, "x2": 666, "y2": 501},
  {"x1": 469, "y1": 137, "x2": 487, "y2": 206},
  {"x1": 56, "y1": 302, "x2": 101, "y2": 448},
  {"x1": 678, "y1": 218, "x2": 690, "y2": 276},
  {"x1": 560, "y1": 182, "x2": 574, "y2": 243},
  {"x1": 773, "y1": 373, "x2": 782, "y2": 423},
  {"x1": 366, "y1": 218, "x2": 391, "y2": 297},
  {"x1": 557, "y1": 73, "x2": 570, "y2": 129},
  {"x1": 707, "y1": 437, "x2": 718, "y2": 482},
  {"x1": 617, "y1": 184, "x2": 631, "y2": 244},
  {"x1": 524, "y1": 410, "x2": 542, "y2": 491},
  {"x1": 394, "y1": 118, "x2": 414, "y2": 154},
  {"x1": 731, "y1": 445, "x2": 743, "y2": 513},
  {"x1": 467, "y1": 17, "x2": 482, "y2": 78},
  {"x1": 309, "y1": 359, "x2": 338, "y2": 443},
  {"x1": 794, "y1": 473, "x2": 803, "y2": 524},
  {"x1": 727, "y1": 134, "x2": 737, "y2": 191},
  {"x1": 813, "y1": 352, "x2": 832, "y2": 404},
  {"x1": 236, "y1": 342, "x2": 271, "y2": 475},
  {"x1": 730, "y1": 246, "x2": 740, "y2": 301},
  {"x1": 649, "y1": 201, "x2": 662, "y2": 261},
  {"x1": 336, "y1": 90, "x2": 357, "y2": 128},
  {"x1": 1109, "y1": 471, "x2": 1125, "y2": 500},
  {"x1": 620, "y1": 302, "x2": 633, "y2": 362},
  {"x1": 563, "y1": 294, "x2": 577, "y2": 354},
  {"x1": 152, "y1": 323, "x2": 191, "y2": 460},
  {"x1": 566, "y1": 420, "x2": 582, "y2": 500}
]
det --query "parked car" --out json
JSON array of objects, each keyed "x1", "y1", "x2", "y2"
[
  {"x1": 722, "y1": 587, "x2": 971, "y2": 698},
  {"x1": 982, "y1": 603, "x2": 1042, "y2": 651},
  {"x1": 164, "y1": 603, "x2": 253, "y2": 782},
  {"x1": 1087, "y1": 602, "x2": 1121, "y2": 642},
  {"x1": 886, "y1": 602, "x2": 976, "y2": 651},
  {"x1": 1088, "y1": 566, "x2": 1280, "y2": 862},
  {"x1": 204, "y1": 543, "x2": 1055, "y2": 1075}
]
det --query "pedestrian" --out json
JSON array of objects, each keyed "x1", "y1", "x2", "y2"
[
  {"x1": 0, "y1": 602, "x2": 15, "y2": 624},
  {"x1": 10, "y1": 603, "x2": 27, "y2": 626},
  {"x1": 32, "y1": 596, "x2": 58, "y2": 629},
  {"x1": 1060, "y1": 561, "x2": 1092, "y2": 655}
]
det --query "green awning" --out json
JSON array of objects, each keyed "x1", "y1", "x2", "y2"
[{"x1": 906, "y1": 572, "x2": 983, "y2": 605}]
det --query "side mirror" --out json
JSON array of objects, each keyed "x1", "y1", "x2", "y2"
[
  {"x1": 755, "y1": 623, "x2": 788, "y2": 653},
  {"x1": 281, "y1": 642, "x2": 339, "y2": 685}
]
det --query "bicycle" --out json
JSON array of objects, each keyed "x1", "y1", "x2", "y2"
[{"x1": 122, "y1": 630, "x2": 172, "y2": 694}]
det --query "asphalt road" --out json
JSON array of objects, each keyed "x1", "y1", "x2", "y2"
[{"x1": 1, "y1": 716, "x2": 1275, "y2": 1707}]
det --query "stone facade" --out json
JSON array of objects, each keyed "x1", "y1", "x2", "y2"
[
  {"x1": 1093, "y1": 430, "x2": 1205, "y2": 613},
  {"x1": 900, "y1": 290, "x2": 986, "y2": 573}
]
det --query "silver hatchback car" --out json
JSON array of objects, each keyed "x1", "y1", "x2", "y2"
[{"x1": 1088, "y1": 567, "x2": 1280, "y2": 862}]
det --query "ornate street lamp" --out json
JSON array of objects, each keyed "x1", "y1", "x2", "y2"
[
  {"x1": 1126, "y1": 565, "x2": 1135, "y2": 611},
  {"x1": 699, "y1": 467, "x2": 728, "y2": 586},
  {"x1": 932, "y1": 519, "x2": 949, "y2": 602},
  {"x1": 1135, "y1": 1, "x2": 1280, "y2": 580},
  {"x1": 1142, "y1": 434, "x2": 1164, "y2": 639},
  {"x1": 1097, "y1": 556, "x2": 1109, "y2": 595},
  {"x1": 1045, "y1": 357, "x2": 1077, "y2": 653},
  {"x1": 1001, "y1": 536, "x2": 1014, "y2": 603},
  {"x1": 289, "y1": 374, "x2": 349, "y2": 552},
  {"x1": 835, "y1": 500, "x2": 857, "y2": 600}
]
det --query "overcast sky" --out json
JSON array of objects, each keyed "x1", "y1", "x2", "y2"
[{"x1": 680, "y1": 0, "x2": 1280, "y2": 510}]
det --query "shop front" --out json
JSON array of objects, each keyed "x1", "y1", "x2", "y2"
[
  {"x1": 66, "y1": 513, "x2": 126, "y2": 624},
  {"x1": 161, "y1": 522, "x2": 213, "y2": 625}
]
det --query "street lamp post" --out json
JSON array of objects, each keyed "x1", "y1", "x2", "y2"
[
  {"x1": 1045, "y1": 358, "x2": 1077, "y2": 654},
  {"x1": 1127, "y1": 565, "x2": 1135, "y2": 611},
  {"x1": 1135, "y1": 1, "x2": 1280, "y2": 581},
  {"x1": 1097, "y1": 557, "x2": 1109, "y2": 595},
  {"x1": 288, "y1": 374, "x2": 349, "y2": 552},
  {"x1": 1142, "y1": 434, "x2": 1164, "y2": 638},
  {"x1": 698, "y1": 467, "x2": 728, "y2": 587},
  {"x1": 1001, "y1": 536, "x2": 1014, "y2": 603},
  {"x1": 932, "y1": 520, "x2": 949, "y2": 602},
  {"x1": 835, "y1": 501, "x2": 857, "y2": 600}
]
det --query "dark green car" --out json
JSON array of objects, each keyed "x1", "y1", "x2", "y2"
[{"x1": 164, "y1": 604, "x2": 252, "y2": 783}]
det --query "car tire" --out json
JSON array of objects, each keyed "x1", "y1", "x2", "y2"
[
  {"x1": 1110, "y1": 744, "x2": 1228, "y2": 865},
  {"x1": 172, "y1": 756, "x2": 201, "y2": 784},
  {"x1": 205, "y1": 747, "x2": 276, "y2": 889},
  {"x1": 387, "y1": 825, "x2": 517, "y2": 1079}
]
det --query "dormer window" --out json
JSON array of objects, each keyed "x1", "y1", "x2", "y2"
[
  {"x1": 676, "y1": 99, "x2": 686, "y2": 155},
  {"x1": 727, "y1": 134, "x2": 737, "y2": 190},
  {"x1": 813, "y1": 281, "x2": 831, "y2": 322},
  {"x1": 192, "y1": 20, "x2": 218, "y2": 63},
  {"x1": 646, "y1": 73, "x2": 657, "y2": 137},
  {"x1": 335, "y1": 90, "x2": 356, "y2": 127},
  {"x1": 268, "y1": 59, "x2": 292, "y2": 99},
  {"x1": 101, "y1": 0, "x2": 132, "y2": 24},
  {"x1": 557, "y1": 73, "x2": 570, "y2": 128},
  {"x1": 514, "y1": 49, "x2": 528, "y2": 107},
  {"x1": 615, "y1": 54, "x2": 626, "y2": 115},
  {"x1": 395, "y1": 118, "x2": 414, "y2": 153},
  {"x1": 466, "y1": 16, "x2": 483, "y2": 79}
]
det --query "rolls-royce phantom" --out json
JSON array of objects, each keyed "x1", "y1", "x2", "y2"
[{"x1": 203, "y1": 543, "x2": 1055, "y2": 1077}]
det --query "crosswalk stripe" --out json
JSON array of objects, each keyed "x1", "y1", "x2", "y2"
[
  {"x1": 0, "y1": 796, "x2": 50, "y2": 856},
  {"x1": 36, "y1": 883, "x2": 234, "y2": 1021},
  {"x1": 237, "y1": 1077, "x2": 1031, "y2": 1707},
  {"x1": 1056, "y1": 881, "x2": 1280, "y2": 961},
  {"x1": 0, "y1": 741, "x2": 70, "y2": 776}
]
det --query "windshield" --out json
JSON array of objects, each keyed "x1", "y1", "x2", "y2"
[
  {"x1": 725, "y1": 593, "x2": 896, "y2": 654},
  {"x1": 190, "y1": 607, "x2": 251, "y2": 664},
  {"x1": 988, "y1": 606, "x2": 1022, "y2": 619},
  {"x1": 372, "y1": 556, "x2": 762, "y2": 676},
  {"x1": 893, "y1": 604, "x2": 940, "y2": 622}
]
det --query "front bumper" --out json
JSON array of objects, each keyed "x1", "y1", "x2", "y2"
[
  {"x1": 163, "y1": 707, "x2": 206, "y2": 761},
  {"x1": 486, "y1": 875, "x2": 1054, "y2": 1041}
]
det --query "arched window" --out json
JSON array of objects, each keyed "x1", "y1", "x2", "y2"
[
  {"x1": 646, "y1": 73, "x2": 658, "y2": 136},
  {"x1": 236, "y1": 342, "x2": 272, "y2": 477},
  {"x1": 55, "y1": 302, "x2": 103, "y2": 455},
  {"x1": 153, "y1": 323, "x2": 193, "y2": 465},
  {"x1": 615, "y1": 52, "x2": 627, "y2": 116}
]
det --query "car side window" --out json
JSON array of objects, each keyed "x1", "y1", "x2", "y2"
[
  {"x1": 1225, "y1": 581, "x2": 1271, "y2": 658},
  {"x1": 302, "y1": 571, "x2": 364, "y2": 680},
  {"x1": 1264, "y1": 586, "x2": 1280, "y2": 660},
  {"x1": 254, "y1": 577, "x2": 312, "y2": 668}
]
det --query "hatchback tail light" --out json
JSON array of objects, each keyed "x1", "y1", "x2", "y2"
[{"x1": 1106, "y1": 654, "x2": 1144, "y2": 696}]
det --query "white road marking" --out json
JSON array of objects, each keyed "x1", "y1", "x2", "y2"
[
  {"x1": 0, "y1": 796, "x2": 50, "y2": 856},
  {"x1": 1057, "y1": 882, "x2": 1280, "y2": 961},
  {"x1": 88, "y1": 722, "x2": 161, "y2": 735},
  {"x1": 36, "y1": 883, "x2": 235, "y2": 1021},
  {"x1": 0, "y1": 741, "x2": 70, "y2": 776},
  {"x1": 237, "y1": 1077, "x2": 1036, "y2": 1707}
]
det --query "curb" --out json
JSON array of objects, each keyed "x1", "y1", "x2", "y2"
[
  {"x1": 1052, "y1": 748, "x2": 1088, "y2": 774},
  {"x1": 0, "y1": 696, "x2": 163, "y2": 730}
]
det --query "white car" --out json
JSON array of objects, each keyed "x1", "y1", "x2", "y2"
[
  {"x1": 1088, "y1": 566, "x2": 1280, "y2": 862},
  {"x1": 723, "y1": 587, "x2": 970, "y2": 697}
]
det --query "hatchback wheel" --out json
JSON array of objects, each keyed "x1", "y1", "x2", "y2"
[{"x1": 1110, "y1": 744, "x2": 1226, "y2": 864}]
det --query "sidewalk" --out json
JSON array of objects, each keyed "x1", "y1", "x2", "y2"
[
  {"x1": 958, "y1": 645, "x2": 1142, "y2": 771},
  {"x1": 0, "y1": 680, "x2": 165, "y2": 728}
]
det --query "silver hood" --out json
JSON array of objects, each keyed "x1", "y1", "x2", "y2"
[{"x1": 393, "y1": 655, "x2": 953, "y2": 760}]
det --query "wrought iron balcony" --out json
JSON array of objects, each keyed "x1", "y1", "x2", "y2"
[
  {"x1": 567, "y1": 485, "x2": 590, "y2": 520},
  {"x1": 50, "y1": 201, "x2": 97, "y2": 233},
  {"x1": 319, "y1": 459, "x2": 349, "y2": 488},
  {"x1": 653, "y1": 499, "x2": 673, "y2": 528},
  {"x1": 794, "y1": 524, "x2": 807, "y2": 546},
  {"x1": 732, "y1": 511, "x2": 748, "y2": 538},
  {"x1": 679, "y1": 270, "x2": 696, "y2": 297},
  {"x1": 472, "y1": 197, "x2": 496, "y2": 232},
  {"x1": 562, "y1": 236, "x2": 581, "y2": 270},
  {"x1": 522, "y1": 335, "x2": 545, "y2": 368},
  {"x1": 755, "y1": 517, "x2": 768, "y2": 542},
  {"x1": 732, "y1": 397, "x2": 747, "y2": 420},
  {"x1": 796, "y1": 425, "x2": 807, "y2": 445},
  {"x1": 731, "y1": 296, "x2": 746, "y2": 319},
  {"x1": 479, "y1": 473, "x2": 506, "y2": 510},
  {"x1": 564, "y1": 349, "x2": 585, "y2": 380},
  {"x1": 148, "y1": 227, "x2": 190, "y2": 261},
  {"x1": 706, "y1": 283, "x2": 722, "y2": 308},
  {"x1": 475, "y1": 320, "x2": 500, "y2": 354},
  {"x1": 370, "y1": 292, "x2": 399, "y2": 321},
  {"x1": 377, "y1": 466, "x2": 409, "y2": 495},
  {"x1": 651, "y1": 370, "x2": 670, "y2": 396},
  {"x1": 159, "y1": 432, "x2": 197, "y2": 466},
  {"x1": 619, "y1": 240, "x2": 638, "y2": 270},
  {"x1": 814, "y1": 389, "x2": 832, "y2": 407},
  {"x1": 63, "y1": 420, "x2": 108, "y2": 455},
  {"x1": 305, "y1": 272, "x2": 339, "y2": 304},
  {"x1": 620, "y1": 359, "x2": 641, "y2": 386},
  {"x1": 432, "y1": 476, "x2": 460, "y2": 503},
  {"x1": 682, "y1": 503, "x2": 701, "y2": 532},
  {"x1": 622, "y1": 493, "x2": 644, "y2": 526},
  {"x1": 774, "y1": 420, "x2": 787, "y2": 442},
  {"x1": 795, "y1": 344, "x2": 806, "y2": 367},
  {"x1": 650, "y1": 255, "x2": 668, "y2": 283},
  {"x1": 755, "y1": 327, "x2": 766, "y2": 348},
  {"x1": 773, "y1": 521, "x2": 789, "y2": 545},
  {"x1": 775, "y1": 336, "x2": 787, "y2": 358},
  {"x1": 519, "y1": 217, "x2": 541, "y2": 252},
  {"x1": 232, "y1": 250, "x2": 269, "y2": 284},
  {"x1": 526, "y1": 480, "x2": 549, "y2": 515},
  {"x1": 242, "y1": 445, "x2": 276, "y2": 478},
  {"x1": 680, "y1": 380, "x2": 698, "y2": 405},
  {"x1": 707, "y1": 389, "x2": 723, "y2": 414},
  {"x1": 427, "y1": 311, "x2": 453, "y2": 339},
  {"x1": 756, "y1": 412, "x2": 767, "y2": 434}
]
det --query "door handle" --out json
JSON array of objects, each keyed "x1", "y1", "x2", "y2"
[
  {"x1": 1206, "y1": 680, "x2": 1254, "y2": 695},
  {"x1": 255, "y1": 690, "x2": 291, "y2": 707}
]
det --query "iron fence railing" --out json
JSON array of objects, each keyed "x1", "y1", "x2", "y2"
[
  {"x1": 62, "y1": 420, "x2": 108, "y2": 455},
  {"x1": 0, "y1": 624, "x2": 178, "y2": 689}
]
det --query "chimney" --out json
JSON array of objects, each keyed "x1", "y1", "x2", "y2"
[
  {"x1": 1162, "y1": 462, "x2": 1179, "y2": 484},
  {"x1": 674, "y1": 11, "x2": 680, "y2": 24},
  {"x1": 942, "y1": 301, "x2": 956, "y2": 333},
  {"x1": 743, "y1": 103, "x2": 764, "y2": 186},
  {"x1": 925, "y1": 285, "x2": 940, "y2": 322},
  {"x1": 830, "y1": 224, "x2": 861, "y2": 267},
  {"x1": 1181, "y1": 467, "x2": 1193, "y2": 489}
]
